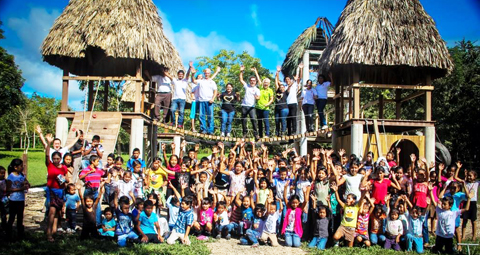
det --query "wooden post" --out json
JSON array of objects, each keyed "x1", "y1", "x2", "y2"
[
  {"x1": 340, "y1": 83, "x2": 345, "y2": 122},
  {"x1": 134, "y1": 62, "x2": 143, "y2": 113},
  {"x1": 103, "y1": 80, "x2": 109, "y2": 111},
  {"x1": 22, "y1": 153, "x2": 28, "y2": 179},
  {"x1": 425, "y1": 75, "x2": 432, "y2": 121},
  {"x1": 88, "y1": 80, "x2": 94, "y2": 111},
  {"x1": 379, "y1": 94, "x2": 384, "y2": 119},
  {"x1": 352, "y1": 67, "x2": 360, "y2": 119},
  {"x1": 334, "y1": 73, "x2": 341, "y2": 125},
  {"x1": 395, "y1": 90, "x2": 402, "y2": 119},
  {"x1": 61, "y1": 69, "x2": 69, "y2": 111}
]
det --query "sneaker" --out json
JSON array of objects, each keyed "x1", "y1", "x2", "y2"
[
  {"x1": 221, "y1": 132, "x2": 225, "y2": 137},
  {"x1": 197, "y1": 235, "x2": 208, "y2": 241},
  {"x1": 178, "y1": 125, "x2": 183, "y2": 129},
  {"x1": 263, "y1": 135, "x2": 269, "y2": 138},
  {"x1": 215, "y1": 234, "x2": 221, "y2": 239},
  {"x1": 334, "y1": 242, "x2": 339, "y2": 247},
  {"x1": 57, "y1": 227, "x2": 65, "y2": 233},
  {"x1": 226, "y1": 133, "x2": 231, "y2": 137},
  {"x1": 321, "y1": 125, "x2": 328, "y2": 130},
  {"x1": 226, "y1": 234, "x2": 231, "y2": 240}
]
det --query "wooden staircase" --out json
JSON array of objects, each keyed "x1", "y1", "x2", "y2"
[{"x1": 65, "y1": 112, "x2": 122, "y2": 162}]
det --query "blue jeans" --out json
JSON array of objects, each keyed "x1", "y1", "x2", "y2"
[
  {"x1": 315, "y1": 99, "x2": 327, "y2": 126},
  {"x1": 198, "y1": 101, "x2": 214, "y2": 134},
  {"x1": 370, "y1": 233, "x2": 386, "y2": 245},
  {"x1": 84, "y1": 188, "x2": 102, "y2": 224},
  {"x1": 422, "y1": 210, "x2": 429, "y2": 244},
  {"x1": 308, "y1": 236, "x2": 327, "y2": 250},
  {"x1": 117, "y1": 231, "x2": 139, "y2": 247},
  {"x1": 240, "y1": 229, "x2": 260, "y2": 245},
  {"x1": 407, "y1": 233, "x2": 424, "y2": 253},
  {"x1": 284, "y1": 231, "x2": 301, "y2": 247},
  {"x1": 217, "y1": 223, "x2": 234, "y2": 236},
  {"x1": 220, "y1": 109, "x2": 235, "y2": 134},
  {"x1": 256, "y1": 109, "x2": 270, "y2": 137},
  {"x1": 275, "y1": 108, "x2": 288, "y2": 135},
  {"x1": 170, "y1": 99, "x2": 186, "y2": 126}
]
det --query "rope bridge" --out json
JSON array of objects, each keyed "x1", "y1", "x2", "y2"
[{"x1": 154, "y1": 121, "x2": 332, "y2": 144}]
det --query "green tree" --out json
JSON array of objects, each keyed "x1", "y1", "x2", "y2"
[{"x1": 432, "y1": 40, "x2": 480, "y2": 168}]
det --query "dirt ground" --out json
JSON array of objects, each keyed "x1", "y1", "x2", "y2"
[{"x1": 21, "y1": 189, "x2": 480, "y2": 255}]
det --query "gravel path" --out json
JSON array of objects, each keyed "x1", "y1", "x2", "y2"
[{"x1": 205, "y1": 238, "x2": 307, "y2": 255}]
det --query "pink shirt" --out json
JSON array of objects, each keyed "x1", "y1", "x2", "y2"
[
  {"x1": 413, "y1": 182, "x2": 428, "y2": 208},
  {"x1": 370, "y1": 179, "x2": 391, "y2": 205},
  {"x1": 198, "y1": 208, "x2": 214, "y2": 226}
]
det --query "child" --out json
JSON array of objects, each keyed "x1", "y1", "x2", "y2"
[
  {"x1": 79, "y1": 181, "x2": 104, "y2": 240},
  {"x1": 255, "y1": 177, "x2": 272, "y2": 205},
  {"x1": 218, "y1": 161, "x2": 254, "y2": 197},
  {"x1": 137, "y1": 200, "x2": 163, "y2": 243},
  {"x1": 240, "y1": 204, "x2": 265, "y2": 248},
  {"x1": 214, "y1": 200, "x2": 233, "y2": 239},
  {"x1": 105, "y1": 157, "x2": 123, "y2": 208},
  {"x1": 461, "y1": 169, "x2": 478, "y2": 240},
  {"x1": 166, "y1": 181, "x2": 184, "y2": 230},
  {"x1": 145, "y1": 157, "x2": 168, "y2": 204},
  {"x1": 6, "y1": 159, "x2": 28, "y2": 240},
  {"x1": 115, "y1": 198, "x2": 139, "y2": 247},
  {"x1": 63, "y1": 153, "x2": 74, "y2": 184},
  {"x1": 334, "y1": 159, "x2": 365, "y2": 202},
  {"x1": 430, "y1": 185, "x2": 472, "y2": 254},
  {"x1": 281, "y1": 193, "x2": 306, "y2": 247},
  {"x1": 439, "y1": 181, "x2": 467, "y2": 250},
  {"x1": 308, "y1": 195, "x2": 330, "y2": 250},
  {"x1": 132, "y1": 198, "x2": 144, "y2": 221},
  {"x1": 355, "y1": 194, "x2": 375, "y2": 247},
  {"x1": 131, "y1": 160, "x2": 145, "y2": 198},
  {"x1": 370, "y1": 204, "x2": 387, "y2": 245},
  {"x1": 406, "y1": 206, "x2": 427, "y2": 253},
  {"x1": 167, "y1": 196, "x2": 194, "y2": 245},
  {"x1": 82, "y1": 135, "x2": 104, "y2": 169},
  {"x1": 332, "y1": 182, "x2": 366, "y2": 247},
  {"x1": 117, "y1": 170, "x2": 134, "y2": 202},
  {"x1": 370, "y1": 166, "x2": 401, "y2": 205},
  {"x1": 99, "y1": 207, "x2": 116, "y2": 237},
  {"x1": 127, "y1": 148, "x2": 146, "y2": 172},
  {"x1": 80, "y1": 155, "x2": 105, "y2": 224},
  {"x1": 64, "y1": 183, "x2": 80, "y2": 233},
  {"x1": 259, "y1": 197, "x2": 283, "y2": 246},
  {"x1": 0, "y1": 166, "x2": 7, "y2": 232},
  {"x1": 193, "y1": 197, "x2": 216, "y2": 239},
  {"x1": 384, "y1": 208, "x2": 403, "y2": 251}
]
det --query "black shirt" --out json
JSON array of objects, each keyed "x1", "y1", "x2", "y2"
[
  {"x1": 71, "y1": 139, "x2": 86, "y2": 159},
  {"x1": 275, "y1": 89, "x2": 289, "y2": 110},
  {"x1": 220, "y1": 91, "x2": 237, "y2": 112}
]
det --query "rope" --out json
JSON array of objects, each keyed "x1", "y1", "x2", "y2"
[{"x1": 365, "y1": 119, "x2": 371, "y2": 150}]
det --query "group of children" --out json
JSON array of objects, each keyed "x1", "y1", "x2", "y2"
[{"x1": 0, "y1": 136, "x2": 478, "y2": 254}]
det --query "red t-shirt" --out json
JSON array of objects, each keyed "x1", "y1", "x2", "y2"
[
  {"x1": 413, "y1": 182, "x2": 428, "y2": 208},
  {"x1": 47, "y1": 161, "x2": 68, "y2": 189},
  {"x1": 370, "y1": 179, "x2": 391, "y2": 204}
]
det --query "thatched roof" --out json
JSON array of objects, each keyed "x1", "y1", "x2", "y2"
[
  {"x1": 282, "y1": 17, "x2": 333, "y2": 77},
  {"x1": 41, "y1": 0, "x2": 183, "y2": 77},
  {"x1": 318, "y1": 0, "x2": 453, "y2": 82}
]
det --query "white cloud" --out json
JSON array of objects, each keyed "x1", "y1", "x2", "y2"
[
  {"x1": 249, "y1": 4, "x2": 285, "y2": 59},
  {"x1": 6, "y1": 7, "x2": 86, "y2": 110},
  {"x1": 157, "y1": 9, "x2": 255, "y2": 66}
]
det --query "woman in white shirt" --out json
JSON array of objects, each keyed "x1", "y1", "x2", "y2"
[
  {"x1": 315, "y1": 74, "x2": 332, "y2": 130},
  {"x1": 301, "y1": 80, "x2": 318, "y2": 132}
]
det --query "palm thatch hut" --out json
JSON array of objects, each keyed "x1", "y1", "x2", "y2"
[
  {"x1": 41, "y1": 0, "x2": 183, "y2": 77},
  {"x1": 318, "y1": 0, "x2": 453, "y2": 168},
  {"x1": 318, "y1": 0, "x2": 453, "y2": 84},
  {"x1": 282, "y1": 17, "x2": 334, "y2": 77}
]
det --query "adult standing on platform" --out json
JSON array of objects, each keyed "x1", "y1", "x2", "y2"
[
  {"x1": 301, "y1": 79, "x2": 318, "y2": 132},
  {"x1": 145, "y1": 67, "x2": 172, "y2": 123},
  {"x1": 253, "y1": 67, "x2": 274, "y2": 138},
  {"x1": 191, "y1": 68, "x2": 217, "y2": 134},
  {"x1": 315, "y1": 73, "x2": 332, "y2": 130},
  {"x1": 163, "y1": 63, "x2": 192, "y2": 128},
  {"x1": 284, "y1": 63, "x2": 303, "y2": 136},
  {"x1": 275, "y1": 67, "x2": 292, "y2": 136},
  {"x1": 239, "y1": 65, "x2": 261, "y2": 140}
]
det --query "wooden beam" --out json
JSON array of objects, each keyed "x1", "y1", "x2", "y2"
[
  {"x1": 103, "y1": 80, "x2": 109, "y2": 111},
  {"x1": 395, "y1": 90, "x2": 402, "y2": 119},
  {"x1": 134, "y1": 62, "x2": 143, "y2": 113},
  {"x1": 62, "y1": 76, "x2": 143, "y2": 81},
  {"x1": 425, "y1": 75, "x2": 432, "y2": 121},
  {"x1": 88, "y1": 80, "x2": 94, "y2": 111},
  {"x1": 352, "y1": 67, "x2": 360, "y2": 119},
  {"x1": 379, "y1": 94, "x2": 384, "y2": 119},
  {"x1": 61, "y1": 69, "x2": 69, "y2": 111},
  {"x1": 373, "y1": 119, "x2": 383, "y2": 158},
  {"x1": 351, "y1": 83, "x2": 433, "y2": 91},
  {"x1": 400, "y1": 91, "x2": 425, "y2": 103}
]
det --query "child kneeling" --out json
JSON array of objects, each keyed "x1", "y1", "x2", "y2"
[{"x1": 167, "y1": 196, "x2": 194, "y2": 245}]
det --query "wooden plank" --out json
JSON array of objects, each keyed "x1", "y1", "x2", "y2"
[
  {"x1": 353, "y1": 88, "x2": 360, "y2": 119},
  {"x1": 134, "y1": 81, "x2": 142, "y2": 113},
  {"x1": 88, "y1": 80, "x2": 94, "y2": 111},
  {"x1": 351, "y1": 83, "x2": 433, "y2": 91},
  {"x1": 379, "y1": 94, "x2": 384, "y2": 119},
  {"x1": 103, "y1": 81, "x2": 109, "y2": 111},
  {"x1": 395, "y1": 90, "x2": 402, "y2": 119},
  {"x1": 425, "y1": 91, "x2": 432, "y2": 121},
  {"x1": 63, "y1": 76, "x2": 143, "y2": 81},
  {"x1": 373, "y1": 119, "x2": 383, "y2": 158},
  {"x1": 61, "y1": 69, "x2": 69, "y2": 111},
  {"x1": 400, "y1": 91, "x2": 425, "y2": 103}
]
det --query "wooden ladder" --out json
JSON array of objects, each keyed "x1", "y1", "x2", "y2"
[{"x1": 372, "y1": 119, "x2": 383, "y2": 158}]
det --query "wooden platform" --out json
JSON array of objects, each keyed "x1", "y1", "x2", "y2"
[
  {"x1": 65, "y1": 112, "x2": 123, "y2": 162},
  {"x1": 333, "y1": 119, "x2": 435, "y2": 133}
]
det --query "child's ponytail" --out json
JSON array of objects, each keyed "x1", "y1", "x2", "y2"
[{"x1": 8, "y1": 158, "x2": 23, "y2": 175}]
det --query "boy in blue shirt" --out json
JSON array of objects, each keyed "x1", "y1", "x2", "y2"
[
  {"x1": 64, "y1": 183, "x2": 80, "y2": 233},
  {"x1": 116, "y1": 198, "x2": 138, "y2": 247},
  {"x1": 127, "y1": 148, "x2": 146, "y2": 172},
  {"x1": 137, "y1": 200, "x2": 163, "y2": 243},
  {"x1": 167, "y1": 196, "x2": 194, "y2": 245}
]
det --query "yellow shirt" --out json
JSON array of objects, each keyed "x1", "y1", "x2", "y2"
[
  {"x1": 146, "y1": 168, "x2": 167, "y2": 190},
  {"x1": 341, "y1": 205, "x2": 360, "y2": 228}
]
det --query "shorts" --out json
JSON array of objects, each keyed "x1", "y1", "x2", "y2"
[
  {"x1": 189, "y1": 101, "x2": 196, "y2": 119},
  {"x1": 355, "y1": 233, "x2": 369, "y2": 240},
  {"x1": 462, "y1": 201, "x2": 477, "y2": 221},
  {"x1": 335, "y1": 225, "x2": 355, "y2": 242},
  {"x1": 427, "y1": 204, "x2": 437, "y2": 219}
]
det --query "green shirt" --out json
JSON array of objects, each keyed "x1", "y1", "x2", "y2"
[{"x1": 256, "y1": 87, "x2": 274, "y2": 110}]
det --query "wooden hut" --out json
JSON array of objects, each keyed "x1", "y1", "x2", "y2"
[
  {"x1": 41, "y1": 0, "x2": 183, "y2": 164},
  {"x1": 318, "y1": 0, "x2": 453, "y2": 167}
]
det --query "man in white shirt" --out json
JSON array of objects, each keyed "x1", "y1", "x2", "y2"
[
  {"x1": 163, "y1": 64, "x2": 192, "y2": 128},
  {"x1": 145, "y1": 67, "x2": 172, "y2": 123},
  {"x1": 315, "y1": 74, "x2": 332, "y2": 130},
  {"x1": 284, "y1": 66, "x2": 303, "y2": 136},
  {"x1": 239, "y1": 65, "x2": 260, "y2": 140},
  {"x1": 191, "y1": 68, "x2": 217, "y2": 134}
]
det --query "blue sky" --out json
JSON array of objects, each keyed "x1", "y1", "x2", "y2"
[{"x1": 1, "y1": 0, "x2": 479, "y2": 110}]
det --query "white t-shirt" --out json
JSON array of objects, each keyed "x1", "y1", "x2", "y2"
[
  {"x1": 295, "y1": 179, "x2": 311, "y2": 203},
  {"x1": 386, "y1": 219, "x2": 404, "y2": 236},
  {"x1": 117, "y1": 180, "x2": 134, "y2": 200},
  {"x1": 152, "y1": 75, "x2": 172, "y2": 93},
  {"x1": 194, "y1": 79, "x2": 217, "y2": 102},
  {"x1": 465, "y1": 181, "x2": 479, "y2": 202},
  {"x1": 436, "y1": 206, "x2": 462, "y2": 238},
  {"x1": 343, "y1": 174, "x2": 364, "y2": 201},
  {"x1": 172, "y1": 78, "x2": 188, "y2": 100},
  {"x1": 217, "y1": 211, "x2": 230, "y2": 226},
  {"x1": 242, "y1": 84, "x2": 260, "y2": 107},
  {"x1": 302, "y1": 88, "x2": 317, "y2": 105},
  {"x1": 286, "y1": 82, "x2": 298, "y2": 104},
  {"x1": 263, "y1": 211, "x2": 280, "y2": 233},
  {"x1": 315, "y1": 81, "x2": 331, "y2": 99},
  {"x1": 49, "y1": 147, "x2": 70, "y2": 162},
  {"x1": 285, "y1": 210, "x2": 296, "y2": 232}
]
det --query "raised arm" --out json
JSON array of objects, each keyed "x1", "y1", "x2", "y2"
[
  {"x1": 35, "y1": 125, "x2": 48, "y2": 149},
  {"x1": 211, "y1": 66, "x2": 221, "y2": 80},
  {"x1": 275, "y1": 66, "x2": 281, "y2": 90},
  {"x1": 428, "y1": 183, "x2": 438, "y2": 208},
  {"x1": 252, "y1": 67, "x2": 261, "y2": 84},
  {"x1": 295, "y1": 62, "x2": 303, "y2": 85},
  {"x1": 239, "y1": 65, "x2": 246, "y2": 86},
  {"x1": 331, "y1": 182, "x2": 345, "y2": 208}
]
